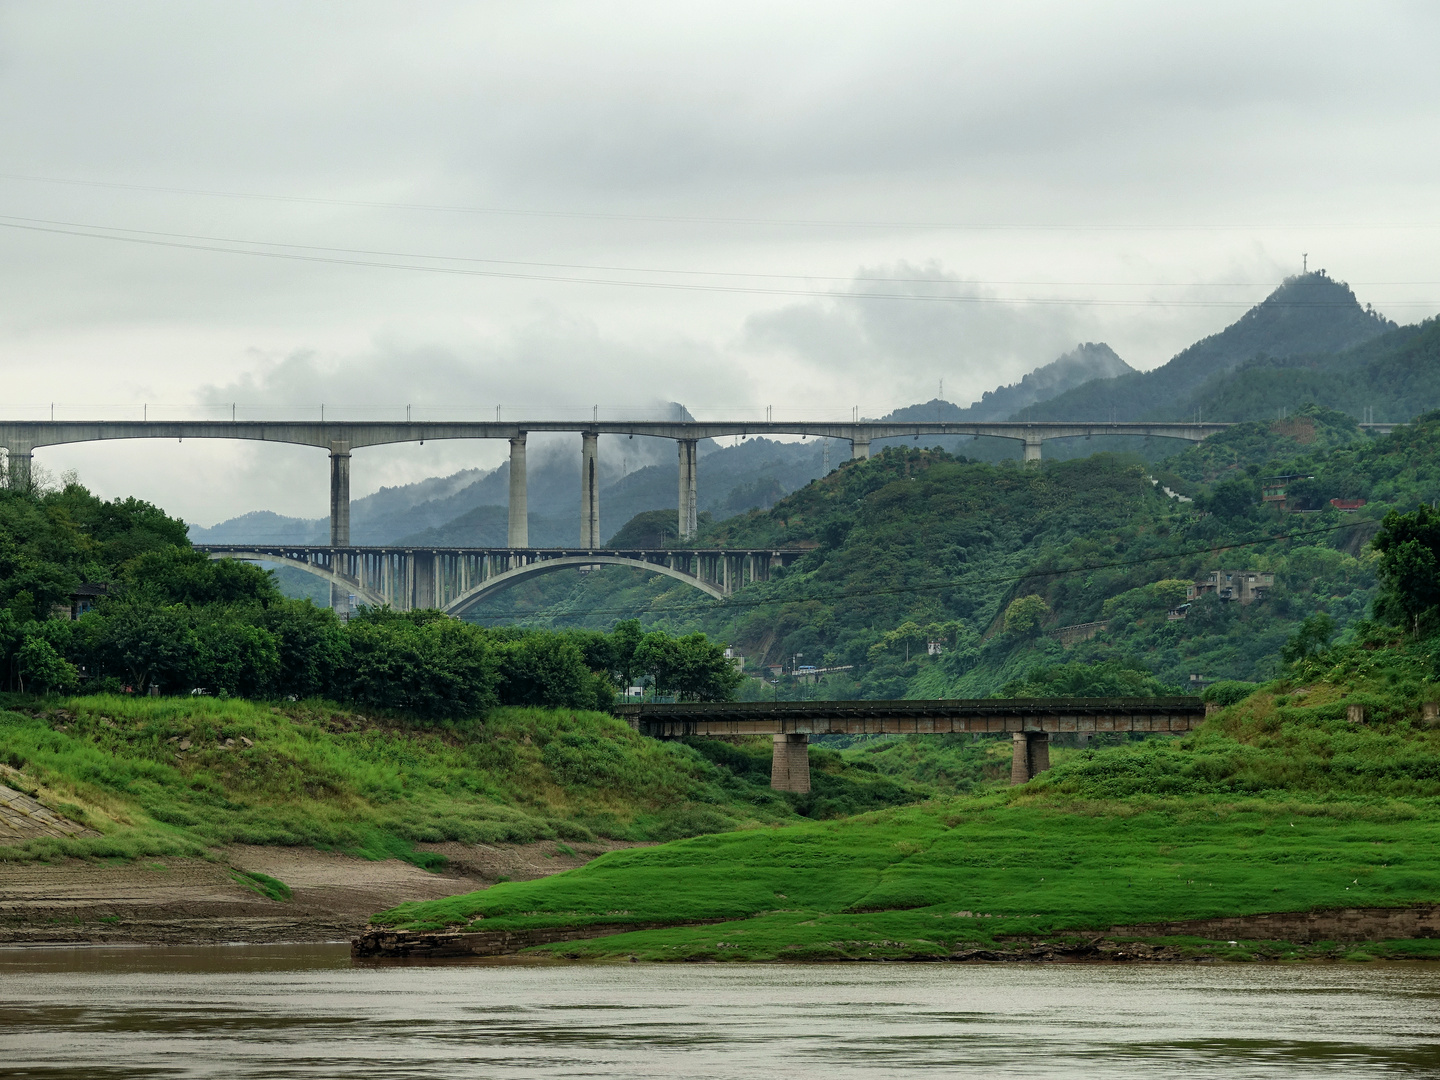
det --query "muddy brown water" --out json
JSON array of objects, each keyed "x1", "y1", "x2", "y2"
[{"x1": 4, "y1": 945, "x2": 1440, "y2": 1078}]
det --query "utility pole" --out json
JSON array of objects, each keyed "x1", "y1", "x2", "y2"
[{"x1": 1303, "y1": 253, "x2": 1308, "y2": 273}]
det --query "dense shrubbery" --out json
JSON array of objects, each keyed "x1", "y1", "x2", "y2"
[{"x1": 0, "y1": 483, "x2": 740, "y2": 718}]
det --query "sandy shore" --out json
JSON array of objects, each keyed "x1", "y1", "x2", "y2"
[{"x1": 0, "y1": 840, "x2": 644, "y2": 946}]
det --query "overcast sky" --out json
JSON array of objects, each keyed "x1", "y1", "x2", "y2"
[{"x1": 2, "y1": 1, "x2": 1438, "y2": 525}]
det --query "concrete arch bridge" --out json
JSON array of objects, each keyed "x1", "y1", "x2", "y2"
[{"x1": 196, "y1": 544, "x2": 806, "y2": 617}]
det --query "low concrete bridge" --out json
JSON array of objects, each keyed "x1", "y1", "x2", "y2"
[
  {"x1": 197, "y1": 543, "x2": 805, "y2": 615},
  {"x1": 613, "y1": 697, "x2": 1208, "y2": 792},
  {"x1": 0, "y1": 417, "x2": 1236, "y2": 554}
]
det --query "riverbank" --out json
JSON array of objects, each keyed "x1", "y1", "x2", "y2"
[{"x1": 0, "y1": 840, "x2": 642, "y2": 945}]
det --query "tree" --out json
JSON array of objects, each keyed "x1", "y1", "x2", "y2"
[
  {"x1": 1282, "y1": 612, "x2": 1337, "y2": 663},
  {"x1": 1003, "y1": 595, "x2": 1051, "y2": 638},
  {"x1": 78, "y1": 601, "x2": 198, "y2": 693},
  {"x1": 635, "y1": 630, "x2": 742, "y2": 701},
  {"x1": 15, "y1": 634, "x2": 78, "y2": 694},
  {"x1": 341, "y1": 617, "x2": 499, "y2": 719},
  {"x1": 1372, "y1": 505, "x2": 1440, "y2": 632}
]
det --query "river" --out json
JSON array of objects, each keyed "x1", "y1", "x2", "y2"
[{"x1": 3, "y1": 945, "x2": 1439, "y2": 1078}]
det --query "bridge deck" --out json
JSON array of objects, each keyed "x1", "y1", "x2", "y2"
[{"x1": 614, "y1": 697, "x2": 1206, "y2": 737}]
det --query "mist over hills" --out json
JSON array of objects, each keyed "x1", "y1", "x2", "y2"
[{"x1": 190, "y1": 273, "x2": 1428, "y2": 550}]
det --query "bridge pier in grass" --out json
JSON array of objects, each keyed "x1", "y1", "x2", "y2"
[{"x1": 614, "y1": 698, "x2": 1207, "y2": 793}]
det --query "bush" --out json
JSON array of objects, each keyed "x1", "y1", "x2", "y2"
[{"x1": 1201, "y1": 680, "x2": 1261, "y2": 707}]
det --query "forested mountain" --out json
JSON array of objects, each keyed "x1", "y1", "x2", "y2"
[
  {"x1": 1022, "y1": 273, "x2": 1394, "y2": 423},
  {"x1": 1165, "y1": 317, "x2": 1440, "y2": 425},
  {"x1": 469, "y1": 404, "x2": 1440, "y2": 702}
]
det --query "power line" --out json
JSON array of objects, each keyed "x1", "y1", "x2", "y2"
[
  {"x1": 4, "y1": 170, "x2": 1440, "y2": 233},
  {"x1": 3, "y1": 216, "x2": 1436, "y2": 308},
  {"x1": 461, "y1": 517, "x2": 1374, "y2": 622}
]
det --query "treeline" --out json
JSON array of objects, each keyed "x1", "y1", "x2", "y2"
[{"x1": 0, "y1": 483, "x2": 741, "y2": 718}]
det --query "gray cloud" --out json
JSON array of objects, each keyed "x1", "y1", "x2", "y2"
[{"x1": 2, "y1": 1, "x2": 1437, "y2": 524}]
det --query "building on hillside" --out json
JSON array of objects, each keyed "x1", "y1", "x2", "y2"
[
  {"x1": 1329, "y1": 498, "x2": 1367, "y2": 512},
  {"x1": 1261, "y1": 474, "x2": 1314, "y2": 509},
  {"x1": 53, "y1": 582, "x2": 109, "y2": 620},
  {"x1": 1188, "y1": 570, "x2": 1275, "y2": 604}
]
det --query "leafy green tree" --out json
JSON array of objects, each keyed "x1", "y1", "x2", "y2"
[
  {"x1": 497, "y1": 633, "x2": 600, "y2": 709},
  {"x1": 77, "y1": 601, "x2": 198, "y2": 693},
  {"x1": 1372, "y1": 505, "x2": 1440, "y2": 632},
  {"x1": 256, "y1": 599, "x2": 347, "y2": 698},
  {"x1": 1282, "y1": 612, "x2": 1337, "y2": 663},
  {"x1": 635, "y1": 630, "x2": 743, "y2": 701},
  {"x1": 121, "y1": 548, "x2": 280, "y2": 607},
  {"x1": 1003, "y1": 595, "x2": 1051, "y2": 638},
  {"x1": 193, "y1": 610, "x2": 283, "y2": 697},
  {"x1": 1000, "y1": 658, "x2": 1180, "y2": 698},
  {"x1": 342, "y1": 616, "x2": 499, "y2": 719},
  {"x1": 15, "y1": 633, "x2": 78, "y2": 694}
]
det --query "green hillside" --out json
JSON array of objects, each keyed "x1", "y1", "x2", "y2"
[
  {"x1": 466, "y1": 405, "x2": 1440, "y2": 702},
  {"x1": 1024, "y1": 273, "x2": 1394, "y2": 422},
  {"x1": 0, "y1": 696, "x2": 922, "y2": 863},
  {"x1": 373, "y1": 625, "x2": 1440, "y2": 961}
]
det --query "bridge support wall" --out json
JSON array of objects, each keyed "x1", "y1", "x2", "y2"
[
  {"x1": 1011, "y1": 731, "x2": 1051, "y2": 784},
  {"x1": 851, "y1": 436, "x2": 870, "y2": 460},
  {"x1": 771, "y1": 733, "x2": 810, "y2": 793},
  {"x1": 508, "y1": 434, "x2": 528, "y2": 547}
]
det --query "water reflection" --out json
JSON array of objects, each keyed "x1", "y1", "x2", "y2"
[{"x1": 2, "y1": 945, "x2": 1439, "y2": 1078}]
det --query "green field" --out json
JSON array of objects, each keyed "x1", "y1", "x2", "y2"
[{"x1": 373, "y1": 642, "x2": 1440, "y2": 958}]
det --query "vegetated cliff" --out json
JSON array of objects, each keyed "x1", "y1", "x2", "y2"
[{"x1": 1022, "y1": 273, "x2": 1395, "y2": 423}]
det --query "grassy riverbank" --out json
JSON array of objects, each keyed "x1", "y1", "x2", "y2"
[
  {"x1": 371, "y1": 640, "x2": 1440, "y2": 958},
  {"x1": 0, "y1": 695, "x2": 921, "y2": 864}
]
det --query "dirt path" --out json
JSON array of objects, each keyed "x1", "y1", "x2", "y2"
[{"x1": 0, "y1": 839, "x2": 642, "y2": 946}]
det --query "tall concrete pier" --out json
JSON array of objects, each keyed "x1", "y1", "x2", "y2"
[
  {"x1": 677, "y1": 439, "x2": 698, "y2": 540},
  {"x1": 580, "y1": 431, "x2": 600, "y2": 547},
  {"x1": 507, "y1": 434, "x2": 528, "y2": 547}
]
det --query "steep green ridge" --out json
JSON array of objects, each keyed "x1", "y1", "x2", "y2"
[
  {"x1": 1167, "y1": 318, "x2": 1440, "y2": 425},
  {"x1": 473, "y1": 405, "x2": 1440, "y2": 700},
  {"x1": 373, "y1": 630, "x2": 1440, "y2": 959},
  {"x1": 1024, "y1": 273, "x2": 1393, "y2": 423},
  {"x1": 0, "y1": 697, "x2": 920, "y2": 862}
]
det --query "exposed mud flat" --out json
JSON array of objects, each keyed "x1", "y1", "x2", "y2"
[{"x1": 0, "y1": 840, "x2": 637, "y2": 946}]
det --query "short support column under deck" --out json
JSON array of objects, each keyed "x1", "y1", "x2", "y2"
[
  {"x1": 677, "y1": 438, "x2": 698, "y2": 540},
  {"x1": 508, "y1": 433, "x2": 528, "y2": 547},
  {"x1": 851, "y1": 436, "x2": 870, "y2": 460},
  {"x1": 771, "y1": 733, "x2": 810, "y2": 793},
  {"x1": 580, "y1": 431, "x2": 600, "y2": 547},
  {"x1": 1010, "y1": 731, "x2": 1051, "y2": 785},
  {"x1": 1022, "y1": 435, "x2": 1044, "y2": 465}
]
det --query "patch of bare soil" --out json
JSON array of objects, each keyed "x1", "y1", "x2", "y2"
[{"x1": 0, "y1": 839, "x2": 641, "y2": 946}]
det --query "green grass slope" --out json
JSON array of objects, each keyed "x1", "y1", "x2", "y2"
[
  {"x1": 374, "y1": 634, "x2": 1440, "y2": 958},
  {"x1": 0, "y1": 696, "x2": 920, "y2": 863}
]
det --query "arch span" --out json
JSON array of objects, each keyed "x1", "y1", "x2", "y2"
[
  {"x1": 444, "y1": 555, "x2": 725, "y2": 616},
  {"x1": 205, "y1": 551, "x2": 387, "y2": 609}
]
